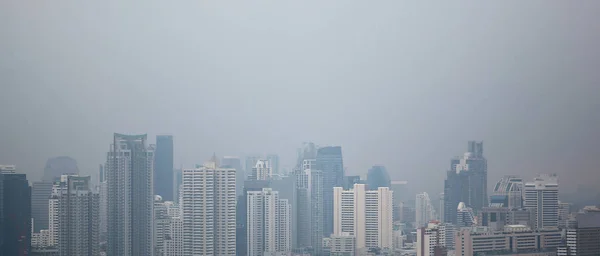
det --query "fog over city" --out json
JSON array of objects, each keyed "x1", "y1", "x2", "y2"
[{"x1": 2, "y1": 0, "x2": 600, "y2": 200}]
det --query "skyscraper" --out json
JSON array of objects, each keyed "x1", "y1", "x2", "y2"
[
  {"x1": 491, "y1": 176, "x2": 524, "y2": 209},
  {"x1": 245, "y1": 156, "x2": 261, "y2": 179},
  {"x1": 557, "y1": 209, "x2": 600, "y2": 256},
  {"x1": 32, "y1": 157, "x2": 79, "y2": 234},
  {"x1": 456, "y1": 202, "x2": 475, "y2": 228},
  {"x1": 416, "y1": 222, "x2": 447, "y2": 256},
  {"x1": 524, "y1": 174, "x2": 559, "y2": 230},
  {"x1": 443, "y1": 141, "x2": 487, "y2": 224},
  {"x1": 295, "y1": 163, "x2": 324, "y2": 254},
  {"x1": 98, "y1": 164, "x2": 108, "y2": 242},
  {"x1": 416, "y1": 192, "x2": 435, "y2": 228},
  {"x1": 316, "y1": 146, "x2": 344, "y2": 236},
  {"x1": 367, "y1": 165, "x2": 391, "y2": 189},
  {"x1": 247, "y1": 188, "x2": 292, "y2": 256},
  {"x1": 333, "y1": 184, "x2": 393, "y2": 253},
  {"x1": 182, "y1": 157, "x2": 236, "y2": 255},
  {"x1": 250, "y1": 159, "x2": 271, "y2": 181},
  {"x1": 236, "y1": 180, "x2": 271, "y2": 256},
  {"x1": 155, "y1": 135, "x2": 174, "y2": 201},
  {"x1": 106, "y1": 133, "x2": 155, "y2": 256},
  {"x1": 221, "y1": 156, "x2": 244, "y2": 197},
  {"x1": 1, "y1": 167, "x2": 31, "y2": 255},
  {"x1": 266, "y1": 154, "x2": 280, "y2": 176},
  {"x1": 58, "y1": 176, "x2": 99, "y2": 256}
]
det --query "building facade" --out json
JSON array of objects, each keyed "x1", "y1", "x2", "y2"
[
  {"x1": 524, "y1": 174, "x2": 559, "y2": 230},
  {"x1": 333, "y1": 184, "x2": 393, "y2": 252},
  {"x1": 247, "y1": 188, "x2": 292, "y2": 256},
  {"x1": 58, "y1": 176, "x2": 99, "y2": 256},
  {"x1": 295, "y1": 165, "x2": 324, "y2": 254},
  {"x1": 155, "y1": 135, "x2": 174, "y2": 201},
  {"x1": 182, "y1": 158, "x2": 236, "y2": 255},
  {"x1": 1, "y1": 168, "x2": 31, "y2": 255},
  {"x1": 106, "y1": 133, "x2": 155, "y2": 256},
  {"x1": 250, "y1": 159, "x2": 272, "y2": 181},
  {"x1": 367, "y1": 165, "x2": 391, "y2": 189},
  {"x1": 455, "y1": 226, "x2": 561, "y2": 256},
  {"x1": 416, "y1": 192, "x2": 435, "y2": 228},
  {"x1": 316, "y1": 146, "x2": 345, "y2": 237},
  {"x1": 557, "y1": 209, "x2": 600, "y2": 256}
]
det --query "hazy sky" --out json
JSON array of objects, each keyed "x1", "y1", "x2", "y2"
[{"x1": 1, "y1": 1, "x2": 599, "y2": 195}]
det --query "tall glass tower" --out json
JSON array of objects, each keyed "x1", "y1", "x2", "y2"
[
  {"x1": 316, "y1": 146, "x2": 344, "y2": 237},
  {"x1": 155, "y1": 135, "x2": 174, "y2": 201}
]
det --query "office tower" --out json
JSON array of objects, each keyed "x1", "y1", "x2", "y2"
[
  {"x1": 247, "y1": 188, "x2": 292, "y2": 256},
  {"x1": 367, "y1": 165, "x2": 391, "y2": 189},
  {"x1": 106, "y1": 133, "x2": 155, "y2": 256},
  {"x1": 155, "y1": 135, "x2": 174, "y2": 201},
  {"x1": 333, "y1": 184, "x2": 393, "y2": 253},
  {"x1": 558, "y1": 202, "x2": 571, "y2": 229},
  {"x1": 182, "y1": 157, "x2": 236, "y2": 256},
  {"x1": 270, "y1": 175, "x2": 297, "y2": 248},
  {"x1": 295, "y1": 166, "x2": 324, "y2": 255},
  {"x1": 246, "y1": 156, "x2": 262, "y2": 179},
  {"x1": 296, "y1": 142, "x2": 318, "y2": 168},
  {"x1": 438, "y1": 193, "x2": 445, "y2": 223},
  {"x1": 173, "y1": 168, "x2": 182, "y2": 204},
  {"x1": 416, "y1": 222, "x2": 447, "y2": 256},
  {"x1": 416, "y1": 192, "x2": 435, "y2": 228},
  {"x1": 222, "y1": 156, "x2": 244, "y2": 197},
  {"x1": 317, "y1": 146, "x2": 345, "y2": 237},
  {"x1": 236, "y1": 180, "x2": 271, "y2": 256},
  {"x1": 250, "y1": 159, "x2": 271, "y2": 181},
  {"x1": 267, "y1": 154, "x2": 280, "y2": 176},
  {"x1": 491, "y1": 176, "x2": 524, "y2": 208},
  {"x1": 455, "y1": 226, "x2": 562, "y2": 256},
  {"x1": 1, "y1": 168, "x2": 31, "y2": 255},
  {"x1": 42, "y1": 156, "x2": 79, "y2": 182},
  {"x1": 524, "y1": 174, "x2": 559, "y2": 230},
  {"x1": 58, "y1": 176, "x2": 99, "y2": 256},
  {"x1": 443, "y1": 141, "x2": 487, "y2": 224},
  {"x1": 343, "y1": 175, "x2": 362, "y2": 190},
  {"x1": 557, "y1": 209, "x2": 600, "y2": 256},
  {"x1": 456, "y1": 202, "x2": 475, "y2": 228},
  {"x1": 390, "y1": 181, "x2": 408, "y2": 222},
  {"x1": 32, "y1": 181, "x2": 54, "y2": 233}
]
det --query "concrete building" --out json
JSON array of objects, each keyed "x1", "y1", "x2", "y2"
[
  {"x1": 524, "y1": 174, "x2": 559, "y2": 230},
  {"x1": 163, "y1": 214, "x2": 183, "y2": 256},
  {"x1": 154, "y1": 196, "x2": 170, "y2": 256},
  {"x1": 443, "y1": 141, "x2": 487, "y2": 224},
  {"x1": 416, "y1": 222, "x2": 447, "y2": 256},
  {"x1": 558, "y1": 202, "x2": 571, "y2": 229},
  {"x1": 267, "y1": 154, "x2": 280, "y2": 176},
  {"x1": 456, "y1": 202, "x2": 475, "y2": 228},
  {"x1": 98, "y1": 164, "x2": 108, "y2": 242},
  {"x1": 455, "y1": 226, "x2": 561, "y2": 256},
  {"x1": 316, "y1": 146, "x2": 345, "y2": 237},
  {"x1": 247, "y1": 188, "x2": 292, "y2": 256},
  {"x1": 155, "y1": 135, "x2": 174, "y2": 201},
  {"x1": 295, "y1": 165, "x2": 324, "y2": 254},
  {"x1": 329, "y1": 232, "x2": 356, "y2": 256},
  {"x1": 250, "y1": 159, "x2": 272, "y2": 181},
  {"x1": 236, "y1": 180, "x2": 271, "y2": 256},
  {"x1": 246, "y1": 156, "x2": 262, "y2": 179},
  {"x1": 106, "y1": 133, "x2": 155, "y2": 256},
  {"x1": 57, "y1": 176, "x2": 99, "y2": 256},
  {"x1": 557, "y1": 209, "x2": 600, "y2": 256},
  {"x1": 416, "y1": 192, "x2": 435, "y2": 228},
  {"x1": 182, "y1": 157, "x2": 236, "y2": 255},
  {"x1": 333, "y1": 184, "x2": 393, "y2": 252},
  {"x1": 31, "y1": 181, "x2": 54, "y2": 233},
  {"x1": 221, "y1": 156, "x2": 244, "y2": 197},
  {"x1": 491, "y1": 176, "x2": 524, "y2": 209},
  {"x1": 480, "y1": 207, "x2": 533, "y2": 231}
]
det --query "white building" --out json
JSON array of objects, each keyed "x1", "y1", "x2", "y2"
[
  {"x1": 182, "y1": 156, "x2": 236, "y2": 255},
  {"x1": 416, "y1": 222, "x2": 446, "y2": 256},
  {"x1": 415, "y1": 192, "x2": 435, "y2": 228},
  {"x1": 251, "y1": 159, "x2": 272, "y2": 180},
  {"x1": 57, "y1": 176, "x2": 99, "y2": 256},
  {"x1": 456, "y1": 202, "x2": 475, "y2": 228},
  {"x1": 524, "y1": 174, "x2": 559, "y2": 230},
  {"x1": 164, "y1": 217, "x2": 183, "y2": 256},
  {"x1": 106, "y1": 133, "x2": 155, "y2": 256},
  {"x1": 247, "y1": 188, "x2": 292, "y2": 256},
  {"x1": 295, "y1": 162, "x2": 324, "y2": 254},
  {"x1": 455, "y1": 226, "x2": 562, "y2": 256},
  {"x1": 333, "y1": 184, "x2": 393, "y2": 252},
  {"x1": 329, "y1": 232, "x2": 356, "y2": 256}
]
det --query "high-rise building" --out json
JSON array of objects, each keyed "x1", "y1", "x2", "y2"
[
  {"x1": 154, "y1": 196, "x2": 169, "y2": 256},
  {"x1": 296, "y1": 142, "x2": 318, "y2": 169},
  {"x1": 416, "y1": 192, "x2": 435, "y2": 228},
  {"x1": 1, "y1": 167, "x2": 31, "y2": 255},
  {"x1": 155, "y1": 135, "x2": 174, "y2": 201},
  {"x1": 316, "y1": 146, "x2": 344, "y2": 237},
  {"x1": 491, "y1": 176, "x2": 524, "y2": 209},
  {"x1": 329, "y1": 233, "x2": 356, "y2": 256},
  {"x1": 479, "y1": 207, "x2": 533, "y2": 231},
  {"x1": 182, "y1": 157, "x2": 236, "y2": 255},
  {"x1": 295, "y1": 165, "x2": 324, "y2": 255},
  {"x1": 343, "y1": 175, "x2": 362, "y2": 190},
  {"x1": 106, "y1": 133, "x2": 155, "y2": 256},
  {"x1": 266, "y1": 154, "x2": 280, "y2": 176},
  {"x1": 247, "y1": 188, "x2": 292, "y2": 256},
  {"x1": 558, "y1": 202, "x2": 571, "y2": 229},
  {"x1": 98, "y1": 164, "x2": 108, "y2": 242},
  {"x1": 333, "y1": 184, "x2": 393, "y2": 253},
  {"x1": 58, "y1": 176, "x2": 99, "y2": 256},
  {"x1": 456, "y1": 202, "x2": 475, "y2": 228},
  {"x1": 42, "y1": 157, "x2": 79, "y2": 182},
  {"x1": 557, "y1": 209, "x2": 600, "y2": 256},
  {"x1": 221, "y1": 156, "x2": 244, "y2": 197},
  {"x1": 443, "y1": 141, "x2": 487, "y2": 224},
  {"x1": 250, "y1": 159, "x2": 272, "y2": 181},
  {"x1": 455, "y1": 226, "x2": 562, "y2": 256},
  {"x1": 367, "y1": 165, "x2": 391, "y2": 189},
  {"x1": 236, "y1": 180, "x2": 271, "y2": 256},
  {"x1": 416, "y1": 222, "x2": 447, "y2": 256},
  {"x1": 390, "y1": 181, "x2": 408, "y2": 222},
  {"x1": 173, "y1": 168, "x2": 182, "y2": 204},
  {"x1": 164, "y1": 216, "x2": 183, "y2": 256},
  {"x1": 524, "y1": 174, "x2": 559, "y2": 230},
  {"x1": 270, "y1": 175, "x2": 297, "y2": 248},
  {"x1": 246, "y1": 156, "x2": 262, "y2": 179}
]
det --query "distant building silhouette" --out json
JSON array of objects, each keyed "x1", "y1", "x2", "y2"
[
  {"x1": 42, "y1": 156, "x2": 79, "y2": 182},
  {"x1": 367, "y1": 165, "x2": 391, "y2": 189},
  {"x1": 316, "y1": 146, "x2": 344, "y2": 237},
  {"x1": 1, "y1": 166, "x2": 31, "y2": 255},
  {"x1": 155, "y1": 135, "x2": 174, "y2": 201}
]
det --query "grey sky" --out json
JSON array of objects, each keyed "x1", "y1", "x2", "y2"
[{"x1": 1, "y1": 1, "x2": 599, "y2": 196}]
